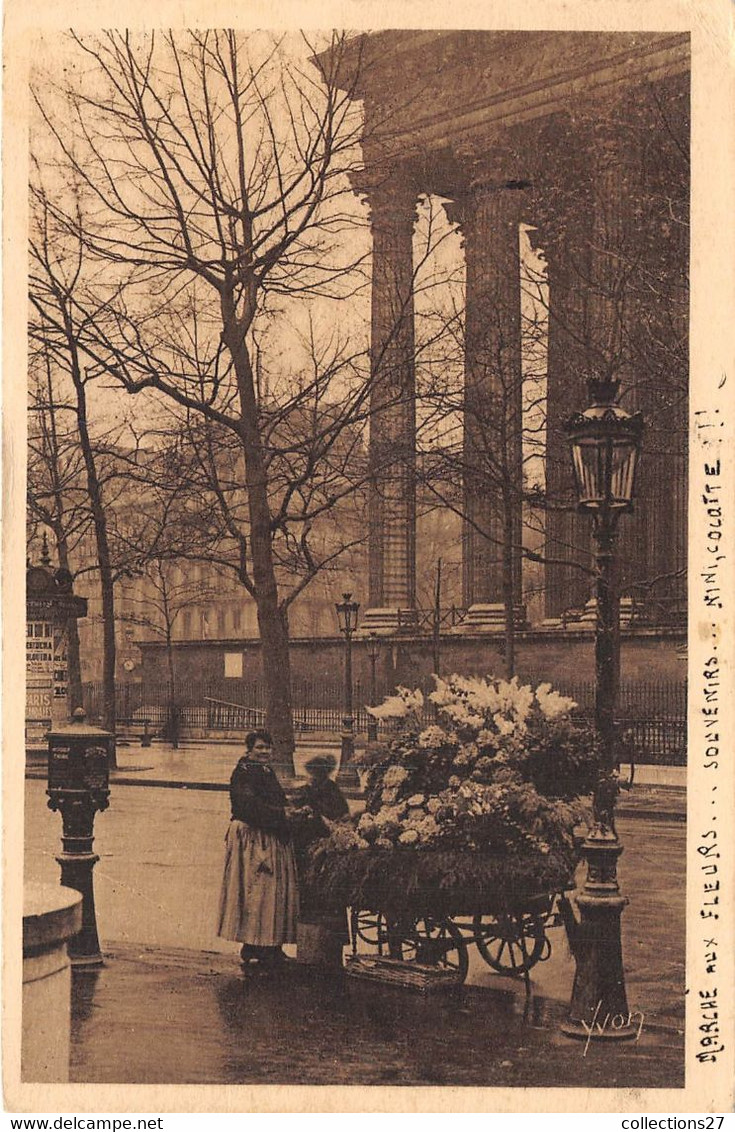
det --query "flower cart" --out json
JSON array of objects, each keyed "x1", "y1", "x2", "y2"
[
  {"x1": 311, "y1": 841, "x2": 581, "y2": 986},
  {"x1": 307, "y1": 676, "x2": 603, "y2": 986}
]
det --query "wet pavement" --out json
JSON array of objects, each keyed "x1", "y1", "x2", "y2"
[
  {"x1": 24, "y1": 738, "x2": 687, "y2": 821},
  {"x1": 68, "y1": 946, "x2": 684, "y2": 1088},
  {"x1": 24, "y1": 779, "x2": 686, "y2": 1016},
  {"x1": 24, "y1": 776, "x2": 686, "y2": 1087}
]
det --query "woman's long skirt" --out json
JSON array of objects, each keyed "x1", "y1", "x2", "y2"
[{"x1": 217, "y1": 820, "x2": 299, "y2": 946}]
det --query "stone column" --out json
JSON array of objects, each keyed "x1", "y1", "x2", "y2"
[
  {"x1": 586, "y1": 120, "x2": 642, "y2": 619},
  {"x1": 359, "y1": 174, "x2": 418, "y2": 631},
  {"x1": 539, "y1": 198, "x2": 595, "y2": 621},
  {"x1": 623, "y1": 80, "x2": 689, "y2": 624},
  {"x1": 450, "y1": 166, "x2": 525, "y2": 631},
  {"x1": 587, "y1": 125, "x2": 633, "y2": 382}
]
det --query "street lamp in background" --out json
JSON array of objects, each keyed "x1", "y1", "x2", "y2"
[
  {"x1": 364, "y1": 632, "x2": 382, "y2": 743},
  {"x1": 335, "y1": 593, "x2": 360, "y2": 790},
  {"x1": 562, "y1": 377, "x2": 644, "y2": 1041}
]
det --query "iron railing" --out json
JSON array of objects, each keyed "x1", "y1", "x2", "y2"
[{"x1": 83, "y1": 676, "x2": 687, "y2": 763}]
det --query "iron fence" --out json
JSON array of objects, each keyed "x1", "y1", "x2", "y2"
[{"x1": 84, "y1": 675, "x2": 687, "y2": 763}]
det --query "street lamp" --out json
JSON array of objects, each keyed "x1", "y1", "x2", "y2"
[
  {"x1": 562, "y1": 377, "x2": 644, "y2": 1042},
  {"x1": 335, "y1": 592, "x2": 360, "y2": 789},
  {"x1": 364, "y1": 632, "x2": 382, "y2": 743}
]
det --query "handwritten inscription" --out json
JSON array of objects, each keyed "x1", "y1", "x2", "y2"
[
  {"x1": 694, "y1": 437, "x2": 727, "y2": 1067},
  {"x1": 582, "y1": 1001, "x2": 645, "y2": 1057},
  {"x1": 700, "y1": 460, "x2": 724, "y2": 608},
  {"x1": 696, "y1": 988, "x2": 723, "y2": 1063}
]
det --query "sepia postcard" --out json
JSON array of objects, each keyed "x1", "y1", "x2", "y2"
[{"x1": 3, "y1": 0, "x2": 734, "y2": 1116}]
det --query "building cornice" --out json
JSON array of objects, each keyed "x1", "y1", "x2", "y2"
[{"x1": 318, "y1": 30, "x2": 689, "y2": 158}]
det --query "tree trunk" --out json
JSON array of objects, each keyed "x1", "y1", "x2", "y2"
[
  {"x1": 41, "y1": 358, "x2": 85, "y2": 714},
  {"x1": 67, "y1": 323, "x2": 117, "y2": 765},
  {"x1": 501, "y1": 428, "x2": 517, "y2": 679},
  {"x1": 54, "y1": 534, "x2": 84, "y2": 712},
  {"x1": 98, "y1": 566, "x2": 117, "y2": 760},
  {"x1": 502, "y1": 500, "x2": 516, "y2": 680},
  {"x1": 223, "y1": 302, "x2": 295, "y2": 775},
  {"x1": 165, "y1": 624, "x2": 179, "y2": 750},
  {"x1": 65, "y1": 616, "x2": 84, "y2": 713},
  {"x1": 252, "y1": 530, "x2": 295, "y2": 775}
]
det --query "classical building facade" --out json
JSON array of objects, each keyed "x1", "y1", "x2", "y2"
[
  {"x1": 317, "y1": 31, "x2": 689, "y2": 633},
  {"x1": 61, "y1": 32, "x2": 689, "y2": 693}
]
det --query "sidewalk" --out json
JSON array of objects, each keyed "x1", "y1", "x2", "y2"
[
  {"x1": 66, "y1": 943, "x2": 684, "y2": 1089},
  {"x1": 26, "y1": 738, "x2": 687, "y2": 819},
  {"x1": 24, "y1": 738, "x2": 686, "y2": 1091}
]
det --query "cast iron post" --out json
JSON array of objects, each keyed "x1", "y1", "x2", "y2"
[
  {"x1": 562, "y1": 378, "x2": 643, "y2": 1041},
  {"x1": 47, "y1": 708, "x2": 112, "y2": 968},
  {"x1": 335, "y1": 593, "x2": 360, "y2": 790},
  {"x1": 365, "y1": 633, "x2": 381, "y2": 744}
]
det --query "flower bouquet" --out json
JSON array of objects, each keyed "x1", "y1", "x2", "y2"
[{"x1": 308, "y1": 675, "x2": 603, "y2": 916}]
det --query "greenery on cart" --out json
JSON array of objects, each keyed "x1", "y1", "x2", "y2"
[{"x1": 309, "y1": 675, "x2": 604, "y2": 910}]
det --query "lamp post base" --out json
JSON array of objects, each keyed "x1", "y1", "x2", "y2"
[
  {"x1": 337, "y1": 727, "x2": 360, "y2": 791},
  {"x1": 70, "y1": 951, "x2": 105, "y2": 970},
  {"x1": 56, "y1": 851, "x2": 104, "y2": 968},
  {"x1": 336, "y1": 766, "x2": 360, "y2": 791},
  {"x1": 562, "y1": 831, "x2": 636, "y2": 1042}
]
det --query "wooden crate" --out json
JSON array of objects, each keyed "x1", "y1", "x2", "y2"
[{"x1": 345, "y1": 954, "x2": 462, "y2": 993}]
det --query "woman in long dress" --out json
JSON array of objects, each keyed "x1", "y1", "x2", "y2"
[{"x1": 217, "y1": 730, "x2": 299, "y2": 968}]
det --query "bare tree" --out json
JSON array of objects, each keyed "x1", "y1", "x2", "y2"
[
  {"x1": 29, "y1": 184, "x2": 215, "y2": 744},
  {"x1": 30, "y1": 30, "x2": 373, "y2": 764},
  {"x1": 119, "y1": 556, "x2": 218, "y2": 749},
  {"x1": 27, "y1": 349, "x2": 91, "y2": 710},
  {"x1": 28, "y1": 189, "x2": 129, "y2": 747}
]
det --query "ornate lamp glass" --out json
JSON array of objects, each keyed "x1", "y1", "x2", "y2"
[
  {"x1": 566, "y1": 379, "x2": 643, "y2": 515},
  {"x1": 335, "y1": 592, "x2": 360, "y2": 634}
]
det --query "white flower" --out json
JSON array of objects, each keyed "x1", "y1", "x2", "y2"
[
  {"x1": 398, "y1": 686, "x2": 425, "y2": 713},
  {"x1": 357, "y1": 813, "x2": 376, "y2": 835},
  {"x1": 428, "y1": 676, "x2": 455, "y2": 708},
  {"x1": 430, "y1": 673, "x2": 537, "y2": 733},
  {"x1": 407, "y1": 793, "x2": 426, "y2": 807},
  {"x1": 536, "y1": 682, "x2": 577, "y2": 719},
  {"x1": 367, "y1": 686, "x2": 424, "y2": 720},
  {"x1": 383, "y1": 765, "x2": 409, "y2": 789},
  {"x1": 414, "y1": 816, "x2": 440, "y2": 842},
  {"x1": 366, "y1": 695, "x2": 410, "y2": 720},
  {"x1": 381, "y1": 787, "x2": 398, "y2": 804},
  {"x1": 398, "y1": 829, "x2": 419, "y2": 845},
  {"x1": 426, "y1": 797, "x2": 442, "y2": 814},
  {"x1": 493, "y1": 713, "x2": 516, "y2": 737},
  {"x1": 418, "y1": 725, "x2": 446, "y2": 749},
  {"x1": 328, "y1": 824, "x2": 361, "y2": 850}
]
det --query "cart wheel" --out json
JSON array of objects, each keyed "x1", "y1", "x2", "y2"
[
  {"x1": 352, "y1": 909, "x2": 389, "y2": 952},
  {"x1": 473, "y1": 911, "x2": 547, "y2": 976},
  {"x1": 396, "y1": 917, "x2": 469, "y2": 983}
]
